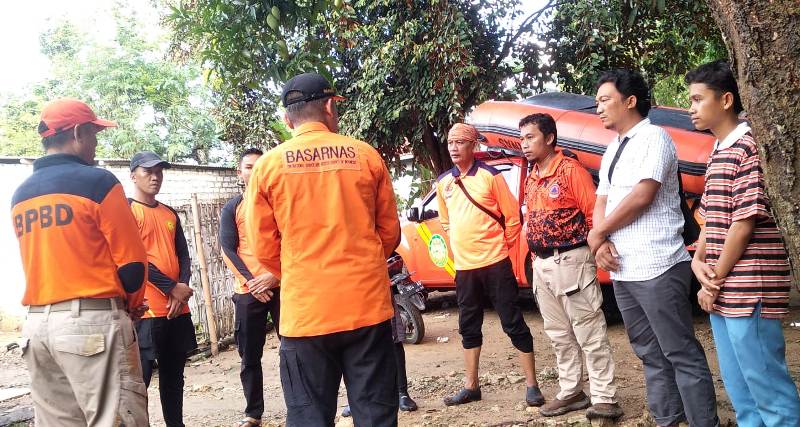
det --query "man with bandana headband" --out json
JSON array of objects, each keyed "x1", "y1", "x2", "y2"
[{"x1": 436, "y1": 123, "x2": 544, "y2": 408}]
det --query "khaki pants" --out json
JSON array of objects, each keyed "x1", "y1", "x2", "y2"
[
  {"x1": 20, "y1": 298, "x2": 149, "y2": 426},
  {"x1": 532, "y1": 245, "x2": 617, "y2": 404}
]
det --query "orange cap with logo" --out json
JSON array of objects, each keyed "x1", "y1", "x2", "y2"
[{"x1": 38, "y1": 98, "x2": 117, "y2": 138}]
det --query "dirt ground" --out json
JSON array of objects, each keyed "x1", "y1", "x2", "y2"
[{"x1": 2, "y1": 293, "x2": 799, "y2": 427}]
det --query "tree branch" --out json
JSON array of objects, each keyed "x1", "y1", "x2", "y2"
[{"x1": 490, "y1": 0, "x2": 562, "y2": 71}]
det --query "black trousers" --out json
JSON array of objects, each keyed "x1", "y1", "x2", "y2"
[
  {"x1": 280, "y1": 320, "x2": 398, "y2": 427},
  {"x1": 455, "y1": 257, "x2": 533, "y2": 352},
  {"x1": 233, "y1": 290, "x2": 281, "y2": 419},
  {"x1": 137, "y1": 313, "x2": 198, "y2": 427},
  {"x1": 394, "y1": 342, "x2": 409, "y2": 395}
]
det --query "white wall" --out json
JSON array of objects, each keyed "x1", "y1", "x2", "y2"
[
  {"x1": 0, "y1": 162, "x2": 32, "y2": 329},
  {"x1": 0, "y1": 158, "x2": 241, "y2": 331}
]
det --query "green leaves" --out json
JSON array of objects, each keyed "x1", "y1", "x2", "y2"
[
  {"x1": 166, "y1": 0, "x2": 341, "y2": 150},
  {"x1": 1, "y1": 5, "x2": 223, "y2": 163},
  {"x1": 627, "y1": 5, "x2": 639, "y2": 29},
  {"x1": 0, "y1": 95, "x2": 44, "y2": 157},
  {"x1": 165, "y1": 0, "x2": 546, "y2": 172},
  {"x1": 542, "y1": 0, "x2": 726, "y2": 105}
]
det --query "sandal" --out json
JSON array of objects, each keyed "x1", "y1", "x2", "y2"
[
  {"x1": 443, "y1": 387, "x2": 482, "y2": 406},
  {"x1": 236, "y1": 417, "x2": 261, "y2": 427}
]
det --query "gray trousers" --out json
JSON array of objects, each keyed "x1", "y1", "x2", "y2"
[{"x1": 613, "y1": 261, "x2": 719, "y2": 427}]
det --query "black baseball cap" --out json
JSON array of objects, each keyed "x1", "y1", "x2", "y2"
[
  {"x1": 130, "y1": 151, "x2": 171, "y2": 171},
  {"x1": 281, "y1": 72, "x2": 345, "y2": 107}
]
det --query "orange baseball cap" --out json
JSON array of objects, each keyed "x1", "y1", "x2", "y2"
[{"x1": 38, "y1": 98, "x2": 117, "y2": 138}]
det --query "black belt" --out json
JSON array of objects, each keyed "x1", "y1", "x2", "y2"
[
  {"x1": 29, "y1": 297, "x2": 122, "y2": 313},
  {"x1": 532, "y1": 241, "x2": 587, "y2": 259}
]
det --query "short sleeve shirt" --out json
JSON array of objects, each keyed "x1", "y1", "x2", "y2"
[
  {"x1": 525, "y1": 153, "x2": 596, "y2": 252},
  {"x1": 435, "y1": 161, "x2": 522, "y2": 270},
  {"x1": 699, "y1": 123, "x2": 791, "y2": 318},
  {"x1": 597, "y1": 118, "x2": 691, "y2": 281}
]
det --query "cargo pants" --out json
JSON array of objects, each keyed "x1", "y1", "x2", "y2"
[
  {"x1": 532, "y1": 245, "x2": 617, "y2": 404},
  {"x1": 20, "y1": 297, "x2": 149, "y2": 426}
]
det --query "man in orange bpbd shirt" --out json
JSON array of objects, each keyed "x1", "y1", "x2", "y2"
[
  {"x1": 129, "y1": 151, "x2": 197, "y2": 427},
  {"x1": 436, "y1": 123, "x2": 544, "y2": 408},
  {"x1": 244, "y1": 72, "x2": 401, "y2": 426},
  {"x1": 11, "y1": 99, "x2": 149, "y2": 426},
  {"x1": 220, "y1": 148, "x2": 281, "y2": 427}
]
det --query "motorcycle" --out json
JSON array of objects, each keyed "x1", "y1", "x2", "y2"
[{"x1": 388, "y1": 254, "x2": 426, "y2": 345}]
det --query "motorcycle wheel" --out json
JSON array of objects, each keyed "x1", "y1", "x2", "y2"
[{"x1": 395, "y1": 294, "x2": 425, "y2": 345}]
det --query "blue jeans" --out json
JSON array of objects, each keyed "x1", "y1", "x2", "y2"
[{"x1": 710, "y1": 305, "x2": 800, "y2": 427}]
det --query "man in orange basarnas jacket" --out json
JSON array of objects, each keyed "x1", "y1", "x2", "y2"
[{"x1": 244, "y1": 72, "x2": 401, "y2": 427}]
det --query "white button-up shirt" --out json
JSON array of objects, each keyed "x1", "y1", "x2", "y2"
[{"x1": 596, "y1": 118, "x2": 690, "y2": 281}]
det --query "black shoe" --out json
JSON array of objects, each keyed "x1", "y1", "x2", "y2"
[
  {"x1": 526, "y1": 385, "x2": 545, "y2": 407},
  {"x1": 443, "y1": 387, "x2": 481, "y2": 406},
  {"x1": 399, "y1": 394, "x2": 418, "y2": 411},
  {"x1": 340, "y1": 405, "x2": 351, "y2": 417}
]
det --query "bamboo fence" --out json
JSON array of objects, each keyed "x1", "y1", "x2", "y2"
[{"x1": 176, "y1": 195, "x2": 237, "y2": 353}]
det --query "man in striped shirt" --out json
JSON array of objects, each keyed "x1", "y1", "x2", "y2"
[{"x1": 687, "y1": 60, "x2": 800, "y2": 427}]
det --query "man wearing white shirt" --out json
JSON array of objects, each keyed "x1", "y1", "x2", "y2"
[{"x1": 587, "y1": 69, "x2": 719, "y2": 427}]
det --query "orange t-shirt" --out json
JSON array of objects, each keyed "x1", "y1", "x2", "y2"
[
  {"x1": 129, "y1": 199, "x2": 191, "y2": 318},
  {"x1": 219, "y1": 194, "x2": 271, "y2": 294},
  {"x1": 435, "y1": 160, "x2": 521, "y2": 270},
  {"x1": 244, "y1": 121, "x2": 400, "y2": 337},
  {"x1": 11, "y1": 154, "x2": 147, "y2": 309}
]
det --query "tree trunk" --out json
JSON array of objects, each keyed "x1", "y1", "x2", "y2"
[
  {"x1": 706, "y1": 0, "x2": 800, "y2": 285},
  {"x1": 421, "y1": 121, "x2": 451, "y2": 175},
  {"x1": 191, "y1": 146, "x2": 209, "y2": 165}
]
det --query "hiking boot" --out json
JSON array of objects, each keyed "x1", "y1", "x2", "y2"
[
  {"x1": 586, "y1": 402, "x2": 624, "y2": 420},
  {"x1": 443, "y1": 387, "x2": 481, "y2": 406},
  {"x1": 539, "y1": 391, "x2": 591, "y2": 417},
  {"x1": 525, "y1": 385, "x2": 545, "y2": 407}
]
